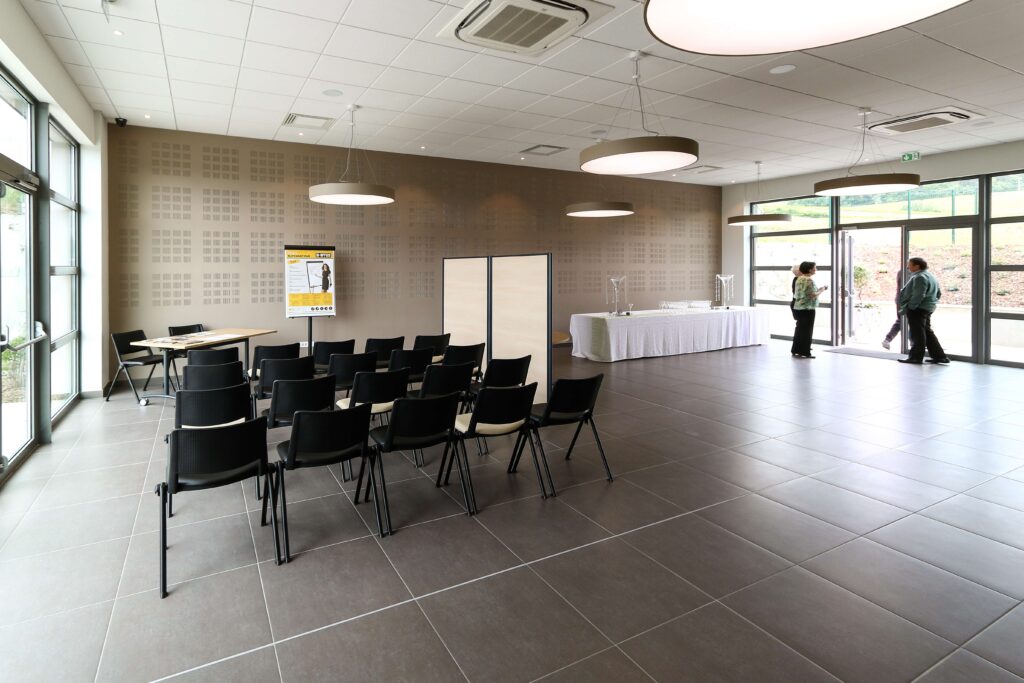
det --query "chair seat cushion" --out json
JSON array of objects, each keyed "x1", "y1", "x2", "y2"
[
  {"x1": 529, "y1": 405, "x2": 588, "y2": 426},
  {"x1": 173, "y1": 461, "x2": 259, "y2": 492},
  {"x1": 124, "y1": 354, "x2": 164, "y2": 366},
  {"x1": 369, "y1": 425, "x2": 449, "y2": 451},
  {"x1": 276, "y1": 440, "x2": 362, "y2": 468},
  {"x1": 454, "y1": 412, "x2": 524, "y2": 436},
  {"x1": 180, "y1": 417, "x2": 246, "y2": 429},
  {"x1": 431, "y1": 354, "x2": 444, "y2": 364},
  {"x1": 337, "y1": 397, "x2": 393, "y2": 415}
]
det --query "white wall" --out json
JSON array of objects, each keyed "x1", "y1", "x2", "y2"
[
  {"x1": 80, "y1": 114, "x2": 108, "y2": 395},
  {"x1": 722, "y1": 140, "x2": 1024, "y2": 304}
]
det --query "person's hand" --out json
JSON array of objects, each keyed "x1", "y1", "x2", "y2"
[{"x1": 819, "y1": 285, "x2": 828, "y2": 291}]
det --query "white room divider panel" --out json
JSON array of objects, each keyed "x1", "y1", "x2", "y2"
[
  {"x1": 491, "y1": 254, "x2": 551, "y2": 402},
  {"x1": 442, "y1": 257, "x2": 489, "y2": 357}
]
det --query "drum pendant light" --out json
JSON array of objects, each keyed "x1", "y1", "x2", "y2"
[
  {"x1": 727, "y1": 161, "x2": 793, "y2": 226},
  {"x1": 309, "y1": 105, "x2": 395, "y2": 206},
  {"x1": 580, "y1": 52, "x2": 699, "y2": 176},
  {"x1": 566, "y1": 201, "x2": 635, "y2": 218},
  {"x1": 814, "y1": 109, "x2": 920, "y2": 197},
  {"x1": 644, "y1": 0, "x2": 969, "y2": 56}
]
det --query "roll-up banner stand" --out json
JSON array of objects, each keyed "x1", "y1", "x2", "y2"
[{"x1": 285, "y1": 245, "x2": 336, "y2": 354}]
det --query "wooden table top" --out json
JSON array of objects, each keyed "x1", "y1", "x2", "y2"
[{"x1": 132, "y1": 328, "x2": 277, "y2": 350}]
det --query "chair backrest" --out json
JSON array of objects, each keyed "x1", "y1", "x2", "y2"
[
  {"x1": 111, "y1": 330, "x2": 148, "y2": 358},
  {"x1": 327, "y1": 352, "x2": 378, "y2": 390},
  {"x1": 541, "y1": 374, "x2": 604, "y2": 422},
  {"x1": 169, "y1": 323, "x2": 204, "y2": 336},
  {"x1": 182, "y1": 361, "x2": 245, "y2": 390},
  {"x1": 442, "y1": 343, "x2": 485, "y2": 369},
  {"x1": 268, "y1": 375, "x2": 335, "y2": 426},
  {"x1": 413, "y1": 333, "x2": 450, "y2": 355},
  {"x1": 388, "y1": 347, "x2": 434, "y2": 376},
  {"x1": 380, "y1": 393, "x2": 459, "y2": 452},
  {"x1": 252, "y1": 343, "x2": 300, "y2": 370},
  {"x1": 419, "y1": 362, "x2": 475, "y2": 398},
  {"x1": 312, "y1": 339, "x2": 356, "y2": 367},
  {"x1": 365, "y1": 336, "x2": 405, "y2": 364},
  {"x1": 482, "y1": 355, "x2": 531, "y2": 388},
  {"x1": 469, "y1": 383, "x2": 537, "y2": 433},
  {"x1": 351, "y1": 367, "x2": 409, "y2": 406},
  {"x1": 282, "y1": 403, "x2": 372, "y2": 468},
  {"x1": 258, "y1": 356, "x2": 315, "y2": 395},
  {"x1": 167, "y1": 417, "x2": 269, "y2": 494},
  {"x1": 175, "y1": 382, "x2": 252, "y2": 429},
  {"x1": 187, "y1": 347, "x2": 239, "y2": 366}
]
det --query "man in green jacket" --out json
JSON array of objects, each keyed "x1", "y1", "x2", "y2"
[{"x1": 897, "y1": 257, "x2": 950, "y2": 365}]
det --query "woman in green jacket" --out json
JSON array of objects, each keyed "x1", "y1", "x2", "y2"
[{"x1": 791, "y1": 261, "x2": 827, "y2": 358}]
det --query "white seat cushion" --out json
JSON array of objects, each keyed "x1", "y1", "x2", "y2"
[
  {"x1": 431, "y1": 354, "x2": 444, "y2": 364},
  {"x1": 337, "y1": 398, "x2": 393, "y2": 414},
  {"x1": 454, "y1": 412, "x2": 524, "y2": 436},
  {"x1": 181, "y1": 417, "x2": 246, "y2": 429}
]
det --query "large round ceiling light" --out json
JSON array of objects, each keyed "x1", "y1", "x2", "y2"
[
  {"x1": 309, "y1": 182, "x2": 395, "y2": 205},
  {"x1": 580, "y1": 136, "x2": 699, "y2": 175},
  {"x1": 727, "y1": 213, "x2": 792, "y2": 227},
  {"x1": 814, "y1": 173, "x2": 921, "y2": 197},
  {"x1": 644, "y1": 0, "x2": 969, "y2": 56},
  {"x1": 566, "y1": 201, "x2": 636, "y2": 218}
]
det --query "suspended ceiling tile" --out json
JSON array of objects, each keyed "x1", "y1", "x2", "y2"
[
  {"x1": 506, "y1": 67, "x2": 582, "y2": 95},
  {"x1": 165, "y1": 57, "x2": 239, "y2": 87},
  {"x1": 235, "y1": 68, "x2": 307, "y2": 98},
  {"x1": 170, "y1": 80, "x2": 236, "y2": 106},
  {"x1": 371, "y1": 67, "x2": 445, "y2": 97},
  {"x1": 96, "y1": 69, "x2": 170, "y2": 97},
  {"x1": 390, "y1": 41, "x2": 476, "y2": 77},
  {"x1": 81, "y1": 42, "x2": 167, "y2": 77},
  {"x1": 61, "y1": 7, "x2": 162, "y2": 52},
  {"x1": 173, "y1": 98, "x2": 231, "y2": 118},
  {"x1": 107, "y1": 89, "x2": 172, "y2": 111},
  {"x1": 424, "y1": 78, "x2": 495, "y2": 104},
  {"x1": 247, "y1": 7, "x2": 337, "y2": 53},
  {"x1": 453, "y1": 54, "x2": 537, "y2": 86},
  {"x1": 61, "y1": 0, "x2": 158, "y2": 22},
  {"x1": 241, "y1": 42, "x2": 318, "y2": 78},
  {"x1": 342, "y1": 0, "x2": 441, "y2": 39},
  {"x1": 64, "y1": 63, "x2": 102, "y2": 88},
  {"x1": 354, "y1": 89, "x2": 421, "y2": 112},
  {"x1": 322, "y1": 25, "x2": 409, "y2": 64},
  {"x1": 232, "y1": 88, "x2": 295, "y2": 113},
  {"x1": 228, "y1": 119, "x2": 280, "y2": 139},
  {"x1": 21, "y1": 0, "x2": 74, "y2": 39},
  {"x1": 297, "y1": 80, "x2": 365, "y2": 105},
  {"x1": 155, "y1": 0, "x2": 251, "y2": 39},
  {"x1": 309, "y1": 56, "x2": 386, "y2": 88},
  {"x1": 253, "y1": 0, "x2": 352, "y2": 23},
  {"x1": 161, "y1": 26, "x2": 243, "y2": 65},
  {"x1": 176, "y1": 113, "x2": 230, "y2": 135}
]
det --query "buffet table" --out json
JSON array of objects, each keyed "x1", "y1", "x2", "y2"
[{"x1": 569, "y1": 307, "x2": 770, "y2": 362}]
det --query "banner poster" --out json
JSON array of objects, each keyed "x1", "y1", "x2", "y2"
[{"x1": 284, "y1": 245, "x2": 336, "y2": 318}]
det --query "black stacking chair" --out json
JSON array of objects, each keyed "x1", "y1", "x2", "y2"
[
  {"x1": 444, "y1": 384, "x2": 538, "y2": 497},
  {"x1": 417, "y1": 362, "x2": 475, "y2": 399},
  {"x1": 370, "y1": 393, "x2": 465, "y2": 534},
  {"x1": 254, "y1": 355, "x2": 315, "y2": 400},
  {"x1": 249, "y1": 343, "x2": 300, "y2": 380},
  {"x1": 365, "y1": 336, "x2": 404, "y2": 369},
  {"x1": 510, "y1": 374, "x2": 612, "y2": 497},
  {"x1": 182, "y1": 361, "x2": 246, "y2": 390},
  {"x1": 414, "y1": 333, "x2": 450, "y2": 363},
  {"x1": 388, "y1": 347, "x2": 434, "y2": 385},
  {"x1": 157, "y1": 417, "x2": 281, "y2": 598},
  {"x1": 476, "y1": 355, "x2": 531, "y2": 390},
  {"x1": 442, "y1": 343, "x2": 485, "y2": 380},
  {"x1": 104, "y1": 330, "x2": 164, "y2": 403},
  {"x1": 187, "y1": 347, "x2": 238, "y2": 366},
  {"x1": 327, "y1": 351, "x2": 377, "y2": 397},
  {"x1": 276, "y1": 403, "x2": 380, "y2": 558},
  {"x1": 263, "y1": 375, "x2": 335, "y2": 429},
  {"x1": 174, "y1": 383, "x2": 252, "y2": 430},
  {"x1": 167, "y1": 324, "x2": 204, "y2": 389},
  {"x1": 312, "y1": 339, "x2": 356, "y2": 374},
  {"x1": 337, "y1": 367, "x2": 409, "y2": 423}
]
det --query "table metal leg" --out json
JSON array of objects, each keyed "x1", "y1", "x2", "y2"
[{"x1": 137, "y1": 347, "x2": 176, "y2": 405}]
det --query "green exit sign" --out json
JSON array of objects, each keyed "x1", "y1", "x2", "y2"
[{"x1": 901, "y1": 151, "x2": 921, "y2": 162}]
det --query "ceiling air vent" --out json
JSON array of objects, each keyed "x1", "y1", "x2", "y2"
[
  {"x1": 439, "y1": 0, "x2": 613, "y2": 56},
  {"x1": 282, "y1": 113, "x2": 335, "y2": 130},
  {"x1": 867, "y1": 108, "x2": 983, "y2": 135},
  {"x1": 520, "y1": 144, "x2": 568, "y2": 156}
]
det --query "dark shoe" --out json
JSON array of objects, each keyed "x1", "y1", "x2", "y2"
[
  {"x1": 926, "y1": 358, "x2": 951, "y2": 364},
  {"x1": 798, "y1": 354, "x2": 815, "y2": 359},
  {"x1": 898, "y1": 358, "x2": 923, "y2": 364}
]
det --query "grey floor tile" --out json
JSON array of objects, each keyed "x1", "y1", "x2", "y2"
[
  {"x1": 570, "y1": 435, "x2": 672, "y2": 474},
  {"x1": 625, "y1": 514, "x2": 791, "y2": 598},
  {"x1": 967, "y1": 605, "x2": 1024, "y2": 678},
  {"x1": 97, "y1": 566, "x2": 273, "y2": 682},
  {"x1": 804, "y1": 538, "x2": 1016, "y2": 644},
  {"x1": 760, "y1": 477, "x2": 909, "y2": 535},
  {"x1": 164, "y1": 646, "x2": 280, "y2": 683},
  {"x1": 532, "y1": 538, "x2": 710, "y2": 641},
  {"x1": 276, "y1": 602, "x2": 462, "y2": 682},
  {"x1": 32, "y1": 463, "x2": 148, "y2": 510},
  {"x1": 419, "y1": 566, "x2": 608, "y2": 683},
  {"x1": 360, "y1": 474, "x2": 467, "y2": 532},
  {"x1": 0, "y1": 537, "x2": 128, "y2": 626},
  {"x1": 379, "y1": 514, "x2": 519, "y2": 596},
  {"x1": 858, "y1": 451, "x2": 995, "y2": 492},
  {"x1": 134, "y1": 467, "x2": 247, "y2": 534},
  {"x1": 3, "y1": 446, "x2": 71, "y2": 481},
  {"x1": 777, "y1": 430, "x2": 888, "y2": 462},
  {"x1": 477, "y1": 497, "x2": 610, "y2": 562},
  {"x1": 732, "y1": 438, "x2": 847, "y2": 475},
  {"x1": 917, "y1": 650, "x2": 1024, "y2": 683},
  {"x1": 55, "y1": 439, "x2": 155, "y2": 475},
  {"x1": 900, "y1": 439, "x2": 1024, "y2": 475},
  {"x1": 76, "y1": 419, "x2": 161, "y2": 447},
  {"x1": 620, "y1": 602, "x2": 838, "y2": 683},
  {"x1": 534, "y1": 454, "x2": 609, "y2": 494},
  {"x1": 724, "y1": 567, "x2": 954, "y2": 683},
  {"x1": 589, "y1": 411, "x2": 650, "y2": 438},
  {"x1": 557, "y1": 478, "x2": 684, "y2": 534},
  {"x1": 685, "y1": 450, "x2": 803, "y2": 490},
  {"x1": 454, "y1": 461, "x2": 542, "y2": 510},
  {"x1": 261, "y1": 536, "x2": 410, "y2": 639},
  {"x1": 671, "y1": 418, "x2": 766, "y2": 449},
  {"x1": 627, "y1": 428, "x2": 723, "y2": 461},
  {"x1": 966, "y1": 477, "x2": 1024, "y2": 512},
  {"x1": 256, "y1": 492, "x2": 371, "y2": 562},
  {"x1": 243, "y1": 465, "x2": 343, "y2": 512},
  {"x1": 755, "y1": 405, "x2": 836, "y2": 429},
  {"x1": 623, "y1": 462, "x2": 748, "y2": 511},
  {"x1": 0, "y1": 494, "x2": 139, "y2": 560},
  {"x1": 970, "y1": 418, "x2": 1024, "y2": 442},
  {"x1": 697, "y1": 495, "x2": 854, "y2": 563},
  {"x1": 538, "y1": 648, "x2": 650, "y2": 683},
  {"x1": 0, "y1": 601, "x2": 113, "y2": 682},
  {"x1": 936, "y1": 430, "x2": 1024, "y2": 460},
  {"x1": 869, "y1": 516, "x2": 1024, "y2": 599},
  {"x1": 814, "y1": 463, "x2": 956, "y2": 511},
  {"x1": 922, "y1": 495, "x2": 1024, "y2": 551}
]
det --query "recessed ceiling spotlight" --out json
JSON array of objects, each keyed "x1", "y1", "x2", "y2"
[
  {"x1": 420, "y1": 145, "x2": 426, "y2": 150},
  {"x1": 112, "y1": 29, "x2": 124, "y2": 36},
  {"x1": 298, "y1": 132, "x2": 304, "y2": 136},
  {"x1": 322, "y1": 89, "x2": 343, "y2": 97},
  {"x1": 144, "y1": 113, "x2": 151, "y2": 119},
  {"x1": 769, "y1": 64, "x2": 796, "y2": 75},
  {"x1": 730, "y1": 180, "x2": 736, "y2": 183},
  {"x1": 520, "y1": 157, "x2": 525, "y2": 160},
  {"x1": 671, "y1": 173, "x2": 677, "y2": 177}
]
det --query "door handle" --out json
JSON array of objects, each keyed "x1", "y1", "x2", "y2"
[{"x1": 4, "y1": 322, "x2": 48, "y2": 352}]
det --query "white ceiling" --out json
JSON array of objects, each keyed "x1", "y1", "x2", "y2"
[{"x1": 19, "y1": 0, "x2": 1024, "y2": 185}]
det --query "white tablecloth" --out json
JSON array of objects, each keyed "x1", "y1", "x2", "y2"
[{"x1": 570, "y1": 307, "x2": 771, "y2": 362}]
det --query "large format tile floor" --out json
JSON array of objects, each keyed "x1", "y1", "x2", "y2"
[{"x1": 2, "y1": 343, "x2": 1024, "y2": 682}]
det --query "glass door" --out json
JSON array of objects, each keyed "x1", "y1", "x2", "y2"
[
  {"x1": 838, "y1": 226, "x2": 904, "y2": 348},
  {"x1": 907, "y1": 225, "x2": 975, "y2": 359},
  {"x1": 1, "y1": 182, "x2": 33, "y2": 462}
]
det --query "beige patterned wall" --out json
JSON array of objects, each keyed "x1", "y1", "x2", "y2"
[{"x1": 108, "y1": 125, "x2": 721, "y2": 349}]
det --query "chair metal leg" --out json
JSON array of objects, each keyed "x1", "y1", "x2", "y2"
[
  {"x1": 260, "y1": 472, "x2": 270, "y2": 526},
  {"x1": 104, "y1": 365, "x2": 125, "y2": 401},
  {"x1": 564, "y1": 421, "x2": 585, "y2": 460},
  {"x1": 444, "y1": 440, "x2": 458, "y2": 485},
  {"x1": 589, "y1": 418, "x2": 613, "y2": 481},
  {"x1": 453, "y1": 439, "x2": 471, "y2": 512},
  {"x1": 525, "y1": 429, "x2": 549, "y2": 499},
  {"x1": 365, "y1": 456, "x2": 385, "y2": 538},
  {"x1": 255, "y1": 472, "x2": 262, "y2": 501},
  {"x1": 124, "y1": 367, "x2": 142, "y2": 404},
  {"x1": 167, "y1": 491, "x2": 173, "y2": 517},
  {"x1": 456, "y1": 439, "x2": 478, "y2": 515},
  {"x1": 476, "y1": 436, "x2": 485, "y2": 457},
  {"x1": 354, "y1": 458, "x2": 367, "y2": 503},
  {"x1": 170, "y1": 358, "x2": 181, "y2": 391},
  {"x1": 435, "y1": 441, "x2": 451, "y2": 488},
  {"x1": 269, "y1": 467, "x2": 282, "y2": 565},
  {"x1": 375, "y1": 448, "x2": 393, "y2": 536},
  {"x1": 278, "y1": 463, "x2": 290, "y2": 563},
  {"x1": 142, "y1": 363, "x2": 156, "y2": 391},
  {"x1": 507, "y1": 432, "x2": 526, "y2": 473},
  {"x1": 157, "y1": 483, "x2": 168, "y2": 598}
]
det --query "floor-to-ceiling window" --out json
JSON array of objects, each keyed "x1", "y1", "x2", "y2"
[
  {"x1": 49, "y1": 123, "x2": 79, "y2": 415},
  {"x1": 988, "y1": 171, "x2": 1024, "y2": 365}
]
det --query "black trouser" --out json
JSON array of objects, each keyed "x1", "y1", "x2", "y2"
[
  {"x1": 791, "y1": 309, "x2": 815, "y2": 356},
  {"x1": 905, "y1": 308, "x2": 946, "y2": 361}
]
